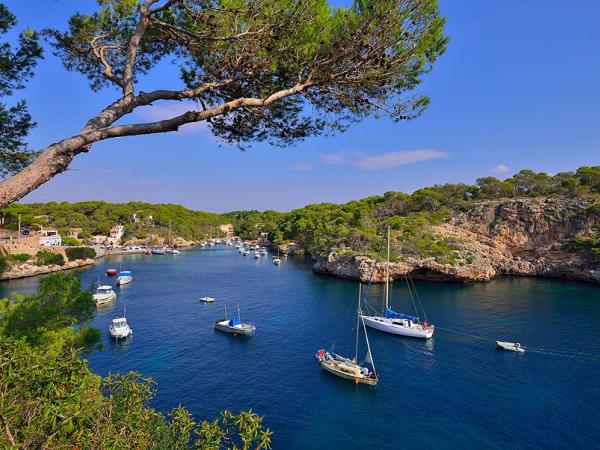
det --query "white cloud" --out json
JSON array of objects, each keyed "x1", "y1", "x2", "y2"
[
  {"x1": 320, "y1": 149, "x2": 446, "y2": 170},
  {"x1": 489, "y1": 163, "x2": 510, "y2": 175},
  {"x1": 292, "y1": 163, "x2": 313, "y2": 172},
  {"x1": 320, "y1": 153, "x2": 347, "y2": 165}
]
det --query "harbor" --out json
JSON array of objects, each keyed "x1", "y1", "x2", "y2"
[{"x1": 1, "y1": 244, "x2": 599, "y2": 449}]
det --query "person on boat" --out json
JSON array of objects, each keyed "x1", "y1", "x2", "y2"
[{"x1": 361, "y1": 367, "x2": 369, "y2": 376}]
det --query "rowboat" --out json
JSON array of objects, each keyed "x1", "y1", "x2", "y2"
[{"x1": 496, "y1": 341, "x2": 525, "y2": 353}]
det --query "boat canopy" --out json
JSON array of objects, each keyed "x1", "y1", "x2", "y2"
[
  {"x1": 229, "y1": 316, "x2": 240, "y2": 326},
  {"x1": 97, "y1": 285, "x2": 113, "y2": 290},
  {"x1": 118, "y1": 271, "x2": 131, "y2": 276},
  {"x1": 385, "y1": 308, "x2": 417, "y2": 321}
]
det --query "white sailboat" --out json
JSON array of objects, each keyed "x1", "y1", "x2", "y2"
[
  {"x1": 316, "y1": 284, "x2": 378, "y2": 385},
  {"x1": 362, "y1": 226, "x2": 435, "y2": 339}
]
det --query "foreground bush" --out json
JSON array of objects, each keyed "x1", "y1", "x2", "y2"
[
  {"x1": 35, "y1": 250, "x2": 65, "y2": 266},
  {"x1": 65, "y1": 246, "x2": 96, "y2": 261}
]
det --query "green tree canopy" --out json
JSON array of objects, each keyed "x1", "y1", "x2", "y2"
[
  {"x1": 0, "y1": 3, "x2": 43, "y2": 177},
  {"x1": 0, "y1": 0, "x2": 447, "y2": 207}
]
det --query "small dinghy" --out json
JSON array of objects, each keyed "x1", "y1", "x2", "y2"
[
  {"x1": 200, "y1": 296, "x2": 215, "y2": 303},
  {"x1": 214, "y1": 305, "x2": 255, "y2": 336},
  {"x1": 496, "y1": 341, "x2": 525, "y2": 353}
]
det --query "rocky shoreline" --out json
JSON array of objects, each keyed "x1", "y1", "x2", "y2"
[
  {"x1": 313, "y1": 198, "x2": 600, "y2": 284},
  {"x1": 0, "y1": 258, "x2": 95, "y2": 281}
]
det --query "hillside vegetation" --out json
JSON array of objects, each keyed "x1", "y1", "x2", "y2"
[
  {"x1": 0, "y1": 201, "x2": 223, "y2": 242},
  {"x1": 226, "y1": 167, "x2": 600, "y2": 259}
]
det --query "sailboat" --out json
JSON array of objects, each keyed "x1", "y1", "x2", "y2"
[
  {"x1": 316, "y1": 284, "x2": 378, "y2": 386},
  {"x1": 273, "y1": 248, "x2": 282, "y2": 265},
  {"x1": 362, "y1": 226, "x2": 435, "y2": 339}
]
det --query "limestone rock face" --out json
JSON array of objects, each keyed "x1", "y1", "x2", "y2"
[{"x1": 313, "y1": 198, "x2": 600, "y2": 283}]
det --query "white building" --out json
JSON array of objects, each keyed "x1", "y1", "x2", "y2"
[
  {"x1": 39, "y1": 228, "x2": 62, "y2": 246},
  {"x1": 109, "y1": 225, "x2": 125, "y2": 245}
]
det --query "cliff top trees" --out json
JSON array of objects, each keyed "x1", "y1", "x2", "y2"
[{"x1": 0, "y1": 0, "x2": 447, "y2": 207}]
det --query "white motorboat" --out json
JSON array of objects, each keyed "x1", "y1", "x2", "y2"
[
  {"x1": 116, "y1": 270, "x2": 133, "y2": 285},
  {"x1": 109, "y1": 315, "x2": 132, "y2": 339},
  {"x1": 214, "y1": 305, "x2": 255, "y2": 336},
  {"x1": 362, "y1": 226, "x2": 435, "y2": 339},
  {"x1": 496, "y1": 341, "x2": 525, "y2": 353},
  {"x1": 260, "y1": 247, "x2": 267, "y2": 255},
  {"x1": 93, "y1": 285, "x2": 117, "y2": 306},
  {"x1": 166, "y1": 247, "x2": 180, "y2": 255},
  {"x1": 254, "y1": 251, "x2": 260, "y2": 259},
  {"x1": 242, "y1": 249, "x2": 250, "y2": 256},
  {"x1": 273, "y1": 258, "x2": 282, "y2": 265},
  {"x1": 200, "y1": 296, "x2": 215, "y2": 303}
]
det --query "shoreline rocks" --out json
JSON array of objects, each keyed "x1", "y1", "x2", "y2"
[
  {"x1": 0, "y1": 258, "x2": 95, "y2": 281},
  {"x1": 313, "y1": 198, "x2": 600, "y2": 284}
]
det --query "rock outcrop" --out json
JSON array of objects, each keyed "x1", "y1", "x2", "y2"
[
  {"x1": 313, "y1": 198, "x2": 600, "y2": 284},
  {"x1": 0, "y1": 258, "x2": 95, "y2": 280}
]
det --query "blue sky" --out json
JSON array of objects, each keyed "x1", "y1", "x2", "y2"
[{"x1": 5, "y1": 0, "x2": 600, "y2": 212}]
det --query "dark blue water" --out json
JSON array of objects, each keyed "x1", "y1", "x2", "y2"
[{"x1": 2, "y1": 246, "x2": 600, "y2": 449}]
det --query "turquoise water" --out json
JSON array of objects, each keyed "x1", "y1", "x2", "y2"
[{"x1": 2, "y1": 246, "x2": 599, "y2": 449}]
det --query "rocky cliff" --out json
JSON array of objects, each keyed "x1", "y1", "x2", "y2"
[{"x1": 313, "y1": 198, "x2": 600, "y2": 284}]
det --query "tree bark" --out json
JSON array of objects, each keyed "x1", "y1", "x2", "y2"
[{"x1": 0, "y1": 81, "x2": 312, "y2": 207}]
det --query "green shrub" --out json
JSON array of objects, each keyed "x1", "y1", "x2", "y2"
[
  {"x1": 65, "y1": 247, "x2": 96, "y2": 261},
  {"x1": 7, "y1": 253, "x2": 31, "y2": 262},
  {"x1": 62, "y1": 236, "x2": 81, "y2": 246},
  {"x1": 35, "y1": 250, "x2": 65, "y2": 266}
]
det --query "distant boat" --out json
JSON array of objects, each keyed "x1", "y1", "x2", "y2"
[
  {"x1": 496, "y1": 341, "x2": 525, "y2": 353},
  {"x1": 242, "y1": 249, "x2": 250, "y2": 256},
  {"x1": 273, "y1": 248, "x2": 282, "y2": 265},
  {"x1": 362, "y1": 226, "x2": 434, "y2": 339},
  {"x1": 316, "y1": 283, "x2": 377, "y2": 385},
  {"x1": 166, "y1": 247, "x2": 180, "y2": 255},
  {"x1": 106, "y1": 268, "x2": 117, "y2": 277},
  {"x1": 214, "y1": 304, "x2": 256, "y2": 336},
  {"x1": 116, "y1": 270, "x2": 133, "y2": 285},
  {"x1": 151, "y1": 247, "x2": 166, "y2": 255},
  {"x1": 260, "y1": 247, "x2": 267, "y2": 255},
  {"x1": 93, "y1": 285, "x2": 117, "y2": 306},
  {"x1": 109, "y1": 314, "x2": 132, "y2": 339},
  {"x1": 200, "y1": 296, "x2": 215, "y2": 303},
  {"x1": 254, "y1": 251, "x2": 260, "y2": 259}
]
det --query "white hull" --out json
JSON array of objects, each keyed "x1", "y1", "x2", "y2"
[
  {"x1": 94, "y1": 292, "x2": 117, "y2": 306},
  {"x1": 109, "y1": 326, "x2": 132, "y2": 339},
  {"x1": 117, "y1": 276, "x2": 133, "y2": 285},
  {"x1": 362, "y1": 315, "x2": 434, "y2": 339},
  {"x1": 496, "y1": 341, "x2": 525, "y2": 352}
]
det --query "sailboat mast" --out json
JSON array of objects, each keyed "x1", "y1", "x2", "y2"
[
  {"x1": 384, "y1": 225, "x2": 391, "y2": 312},
  {"x1": 355, "y1": 283, "x2": 361, "y2": 360}
]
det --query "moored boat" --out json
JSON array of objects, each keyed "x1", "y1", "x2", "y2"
[
  {"x1": 93, "y1": 285, "x2": 117, "y2": 306},
  {"x1": 106, "y1": 268, "x2": 117, "y2": 277},
  {"x1": 214, "y1": 305, "x2": 255, "y2": 336},
  {"x1": 109, "y1": 315, "x2": 132, "y2": 339},
  {"x1": 317, "y1": 283, "x2": 378, "y2": 385},
  {"x1": 363, "y1": 226, "x2": 435, "y2": 339},
  {"x1": 116, "y1": 270, "x2": 133, "y2": 285},
  {"x1": 200, "y1": 296, "x2": 215, "y2": 303}
]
